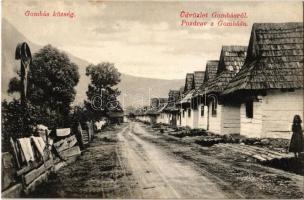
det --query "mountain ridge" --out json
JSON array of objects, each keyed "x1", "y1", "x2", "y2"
[{"x1": 1, "y1": 19, "x2": 184, "y2": 107}]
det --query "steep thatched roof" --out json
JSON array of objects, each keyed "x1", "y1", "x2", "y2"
[
  {"x1": 224, "y1": 22, "x2": 303, "y2": 95},
  {"x1": 194, "y1": 71, "x2": 205, "y2": 89},
  {"x1": 205, "y1": 45, "x2": 247, "y2": 93}
]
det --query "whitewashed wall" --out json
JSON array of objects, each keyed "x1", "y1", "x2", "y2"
[
  {"x1": 156, "y1": 114, "x2": 161, "y2": 124},
  {"x1": 221, "y1": 104, "x2": 241, "y2": 135},
  {"x1": 176, "y1": 113, "x2": 181, "y2": 127},
  {"x1": 143, "y1": 116, "x2": 150, "y2": 123},
  {"x1": 186, "y1": 108, "x2": 194, "y2": 128},
  {"x1": 240, "y1": 100, "x2": 263, "y2": 138},
  {"x1": 208, "y1": 103, "x2": 222, "y2": 134},
  {"x1": 165, "y1": 113, "x2": 170, "y2": 125},
  {"x1": 197, "y1": 105, "x2": 208, "y2": 130},
  {"x1": 240, "y1": 89, "x2": 303, "y2": 139},
  {"x1": 192, "y1": 109, "x2": 199, "y2": 128},
  {"x1": 156, "y1": 114, "x2": 163, "y2": 124},
  {"x1": 180, "y1": 108, "x2": 187, "y2": 127},
  {"x1": 156, "y1": 113, "x2": 170, "y2": 124},
  {"x1": 136, "y1": 116, "x2": 142, "y2": 121},
  {"x1": 262, "y1": 89, "x2": 303, "y2": 139}
]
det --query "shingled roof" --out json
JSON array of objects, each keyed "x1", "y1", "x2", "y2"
[
  {"x1": 179, "y1": 86, "x2": 185, "y2": 95},
  {"x1": 206, "y1": 45, "x2": 247, "y2": 93},
  {"x1": 217, "y1": 46, "x2": 248, "y2": 74},
  {"x1": 150, "y1": 98, "x2": 168, "y2": 107},
  {"x1": 193, "y1": 61, "x2": 219, "y2": 96},
  {"x1": 147, "y1": 98, "x2": 168, "y2": 115},
  {"x1": 223, "y1": 22, "x2": 303, "y2": 95},
  {"x1": 134, "y1": 107, "x2": 147, "y2": 116},
  {"x1": 168, "y1": 90, "x2": 180, "y2": 103},
  {"x1": 204, "y1": 60, "x2": 219, "y2": 83},
  {"x1": 194, "y1": 71, "x2": 205, "y2": 89},
  {"x1": 163, "y1": 90, "x2": 180, "y2": 111},
  {"x1": 146, "y1": 103, "x2": 168, "y2": 115},
  {"x1": 181, "y1": 90, "x2": 195, "y2": 104},
  {"x1": 184, "y1": 73, "x2": 194, "y2": 93}
]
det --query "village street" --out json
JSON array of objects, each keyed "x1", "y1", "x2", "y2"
[
  {"x1": 118, "y1": 122, "x2": 226, "y2": 198},
  {"x1": 26, "y1": 122, "x2": 304, "y2": 198}
]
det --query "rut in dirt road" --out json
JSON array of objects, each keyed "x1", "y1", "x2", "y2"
[{"x1": 118, "y1": 122, "x2": 227, "y2": 199}]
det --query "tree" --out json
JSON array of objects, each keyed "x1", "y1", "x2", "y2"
[
  {"x1": 1, "y1": 99, "x2": 43, "y2": 151},
  {"x1": 71, "y1": 105, "x2": 90, "y2": 125},
  {"x1": 85, "y1": 62, "x2": 121, "y2": 121},
  {"x1": 7, "y1": 44, "x2": 80, "y2": 129}
]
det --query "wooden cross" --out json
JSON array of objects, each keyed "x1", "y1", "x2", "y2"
[
  {"x1": 15, "y1": 42, "x2": 32, "y2": 134},
  {"x1": 15, "y1": 42, "x2": 32, "y2": 105}
]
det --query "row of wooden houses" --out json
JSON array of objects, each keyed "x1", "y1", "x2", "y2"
[{"x1": 135, "y1": 22, "x2": 303, "y2": 139}]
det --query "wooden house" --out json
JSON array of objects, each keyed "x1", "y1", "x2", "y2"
[
  {"x1": 146, "y1": 98, "x2": 168, "y2": 124},
  {"x1": 134, "y1": 106, "x2": 150, "y2": 122},
  {"x1": 161, "y1": 90, "x2": 181, "y2": 127},
  {"x1": 223, "y1": 22, "x2": 303, "y2": 139},
  {"x1": 176, "y1": 86, "x2": 185, "y2": 127},
  {"x1": 107, "y1": 103, "x2": 124, "y2": 124},
  {"x1": 179, "y1": 71, "x2": 206, "y2": 128},
  {"x1": 195, "y1": 61, "x2": 219, "y2": 130},
  {"x1": 201, "y1": 46, "x2": 247, "y2": 135},
  {"x1": 180, "y1": 73, "x2": 195, "y2": 127},
  {"x1": 190, "y1": 71, "x2": 205, "y2": 128}
]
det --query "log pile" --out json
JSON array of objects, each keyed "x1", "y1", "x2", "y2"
[
  {"x1": 195, "y1": 137, "x2": 224, "y2": 147},
  {"x1": 168, "y1": 127, "x2": 208, "y2": 138},
  {"x1": 214, "y1": 143, "x2": 294, "y2": 162}
]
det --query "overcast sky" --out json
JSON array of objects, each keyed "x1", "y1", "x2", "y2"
[{"x1": 2, "y1": 0, "x2": 302, "y2": 79}]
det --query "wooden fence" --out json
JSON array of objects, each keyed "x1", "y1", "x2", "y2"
[{"x1": 2, "y1": 121, "x2": 96, "y2": 198}]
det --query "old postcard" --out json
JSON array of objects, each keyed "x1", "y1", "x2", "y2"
[{"x1": 1, "y1": 0, "x2": 303, "y2": 199}]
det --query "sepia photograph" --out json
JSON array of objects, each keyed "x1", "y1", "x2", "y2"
[{"x1": 1, "y1": 0, "x2": 303, "y2": 198}]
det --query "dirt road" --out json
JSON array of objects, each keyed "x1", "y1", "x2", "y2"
[
  {"x1": 26, "y1": 122, "x2": 303, "y2": 198},
  {"x1": 118, "y1": 122, "x2": 226, "y2": 198}
]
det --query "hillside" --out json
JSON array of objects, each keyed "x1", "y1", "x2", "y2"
[{"x1": 1, "y1": 19, "x2": 184, "y2": 107}]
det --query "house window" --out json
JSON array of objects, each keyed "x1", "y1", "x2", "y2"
[
  {"x1": 245, "y1": 101, "x2": 253, "y2": 118},
  {"x1": 188, "y1": 109, "x2": 191, "y2": 117},
  {"x1": 200, "y1": 105, "x2": 204, "y2": 116},
  {"x1": 211, "y1": 100, "x2": 217, "y2": 117},
  {"x1": 182, "y1": 110, "x2": 185, "y2": 118}
]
